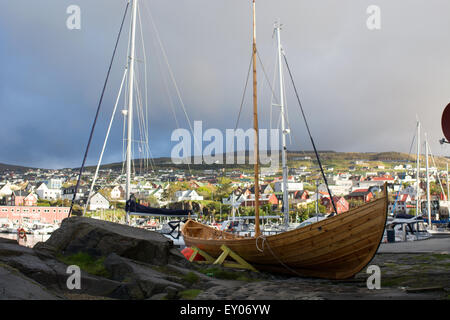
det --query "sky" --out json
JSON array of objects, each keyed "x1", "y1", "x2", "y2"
[{"x1": 0, "y1": 0, "x2": 449, "y2": 169}]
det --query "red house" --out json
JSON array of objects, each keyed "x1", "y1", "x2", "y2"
[
  {"x1": 293, "y1": 190, "x2": 309, "y2": 200},
  {"x1": 23, "y1": 193, "x2": 38, "y2": 207},
  {"x1": 321, "y1": 196, "x2": 349, "y2": 214},
  {"x1": 8, "y1": 190, "x2": 28, "y2": 206},
  {"x1": 346, "y1": 189, "x2": 374, "y2": 203},
  {"x1": 240, "y1": 193, "x2": 279, "y2": 207},
  {"x1": 369, "y1": 175, "x2": 394, "y2": 183}
]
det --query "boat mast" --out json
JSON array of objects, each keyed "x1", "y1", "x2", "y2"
[
  {"x1": 425, "y1": 134, "x2": 431, "y2": 229},
  {"x1": 315, "y1": 180, "x2": 319, "y2": 222},
  {"x1": 275, "y1": 21, "x2": 289, "y2": 228},
  {"x1": 126, "y1": 0, "x2": 138, "y2": 224},
  {"x1": 447, "y1": 162, "x2": 449, "y2": 202},
  {"x1": 252, "y1": 0, "x2": 261, "y2": 237},
  {"x1": 415, "y1": 120, "x2": 420, "y2": 216}
]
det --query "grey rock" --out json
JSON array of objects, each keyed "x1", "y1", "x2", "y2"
[
  {"x1": 0, "y1": 264, "x2": 60, "y2": 300},
  {"x1": 104, "y1": 253, "x2": 185, "y2": 299},
  {"x1": 44, "y1": 217, "x2": 182, "y2": 266},
  {"x1": 0, "y1": 240, "x2": 124, "y2": 299},
  {"x1": 0, "y1": 238, "x2": 20, "y2": 245},
  {"x1": 148, "y1": 293, "x2": 167, "y2": 300},
  {"x1": 0, "y1": 241, "x2": 35, "y2": 257},
  {"x1": 164, "y1": 286, "x2": 179, "y2": 299}
]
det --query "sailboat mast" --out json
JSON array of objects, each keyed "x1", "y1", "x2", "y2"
[
  {"x1": 275, "y1": 21, "x2": 289, "y2": 227},
  {"x1": 252, "y1": 0, "x2": 261, "y2": 237},
  {"x1": 126, "y1": 0, "x2": 138, "y2": 224},
  {"x1": 415, "y1": 120, "x2": 420, "y2": 216},
  {"x1": 425, "y1": 134, "x2": 431, "y2": 229},
  {"x1": 447, "y1": 162, "x2": 449, "y2": 202}
]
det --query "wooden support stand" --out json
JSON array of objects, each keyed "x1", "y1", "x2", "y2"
[{"x1": 189, "y1": 245, "x2": 258, "y2": 272}]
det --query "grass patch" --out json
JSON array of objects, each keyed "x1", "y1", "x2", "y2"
[
  {"x1": 383, "y1": 263, "x2": 399, "y2": 268},
  {"x1": 381, "y1": 276, "x2": 411, "y2": 287},
  {"x1": 415, "y1": 253, "x2": 450, "y2": 262},
  {"x1": 431, "y1": 254, "x2": 450, "y2": 261},
  {"x1": 57, "y1": 252, "x2": 110, "y2": 278},
  {"x1": 182, "y1": 272, "x2": 200, "y2": 285},
  {"x1": 179, "y1": 289, "x2": 202, "y2": 300}
]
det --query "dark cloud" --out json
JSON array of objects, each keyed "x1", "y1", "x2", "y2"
[{"x1": 0, "y1": 0, "x2": 448, "y2": 169}]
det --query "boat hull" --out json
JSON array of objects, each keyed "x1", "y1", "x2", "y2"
[{"x1": 182, "y1": 195, "x2": 388, "y2": 280}]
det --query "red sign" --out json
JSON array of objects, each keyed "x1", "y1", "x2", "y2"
[{"x1": 443, "y1": 103, "x2": 450, "y2": 141}]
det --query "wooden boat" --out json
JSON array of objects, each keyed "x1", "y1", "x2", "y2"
[
  {"x1": 182, "y1": 187, "x2": 387, "y2": 280},
  {"x1": 181, "y1": 2, "x2": 388, "y2": 280}
]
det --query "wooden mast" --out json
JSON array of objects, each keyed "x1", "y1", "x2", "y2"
[{"x1": 252, "y1": 0, "x2": 261, "y2": 237}]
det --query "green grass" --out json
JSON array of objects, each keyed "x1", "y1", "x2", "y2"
[
  {"x1": 380, "y1": 275, "x2": 416, "y2": 287},
  {"x1": 179, "y1": 289, "x2": 202, "y2": 300},
  {"x1": 182, "y1": 272, "x2": 200, "y2": 285},
  {"x1": 57, "y1": 252, "x2": 110, "y2": 278},
  {"x1": 430, "y1": 254, "x2": 450, "y2": 261}
]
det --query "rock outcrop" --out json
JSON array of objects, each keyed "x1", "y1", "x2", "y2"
[
  {"x1": 0, "y1": 217, "x2": 212, "y2": 300},
  {"x1": 38, "y1": 216, "x2": 187, "y2": 266}
]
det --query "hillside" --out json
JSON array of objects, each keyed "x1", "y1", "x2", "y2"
[
  {"x1": 2, "y1": 151, "x2": 448, "y2": 173},
  {"x1": 0, "y1": 162, "x2": 35, "y2": 172},
  {"x1": 81, "y1": 151, "x2": 449, "y2": 172}
]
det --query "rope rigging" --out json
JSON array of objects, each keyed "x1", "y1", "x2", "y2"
[
  {"x1": 68, "y1": 1, "x2": 130, "y2": 217},
  {"x1": 282, "y1": 52, "x2": 338, "y2": 216}
]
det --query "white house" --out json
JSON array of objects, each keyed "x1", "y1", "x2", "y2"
[
  {"x1": 0, "y1": 182, "x2": 13, "y2": 197},
  {"x1": 89, "y1": 192, "x2": 110, "y2": 211},
  {"x1": 150, "y1": 187, "x2": 164, "y2": 200},
  {"x1": 110, "y1": 185, "x2": 125, "y2": 200},
  {"x1": 174, "y1": 190, "x2": 203, "y2": 202},
  {"x1": 319, "y1": 184, "x2": 351, "y2": 196},
  {"x1": 274, "y1": 182, "x2": 304, "y2": 193},
  {"x1": 36, "y1": 183, "x2": 62, "y2": 200}
]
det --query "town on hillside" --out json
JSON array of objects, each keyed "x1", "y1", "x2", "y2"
[{"x1": 0, "y1": 152, "x2": 449, "y2": 231}]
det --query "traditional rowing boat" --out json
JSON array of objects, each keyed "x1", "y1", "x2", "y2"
[
  {"x1": 181, "y1": 1, "x2": 388, "y2": 280},
  {"x1": 182, "y1": 186, "x2": 387, "y2": 280}
]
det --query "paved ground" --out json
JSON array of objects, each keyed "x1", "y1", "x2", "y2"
[
  {"x1": 378, "y1": 237, "x2": 450, "y2": 254},
  {"x1": 196, "y1": 237, "x2": 450, "y2": 300}
]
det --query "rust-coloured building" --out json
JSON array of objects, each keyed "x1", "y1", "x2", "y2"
[{"x1": 0, "y1": 206, "x2": 69, "y2": 224}]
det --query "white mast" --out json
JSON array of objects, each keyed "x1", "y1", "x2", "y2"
[
  {"x1": 415, "y1": 120, "x2": 420, "y2": 216},
  {"x1": 126, "y1": 0, "x2": 138, "y2": 224},
  {"x1": 425, "y1": 134, "x2": 431, "y2": 229},
  {"x1": 275, "y1": 21, "x2": 289, "y2": 227},
  {"x1": 447, "y1": 162, "x2": 449, "y2": 202}
]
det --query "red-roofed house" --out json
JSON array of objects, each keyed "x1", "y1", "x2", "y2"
[
  {"x1": 370, "y1": 175, "x2": 395, "y2": 182},
  {"x1": 346, "y1": 189, "x2": 373, "y2": 203},
  {"x1": 23, "y1": 193, "x2": 38, "y2": 207},
  {"x1": 240, "y1": 193, "x2": 279, "y2": 207},
  {"x1": 321, "y1": 196, "x2": 349, "y2": 214}
]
